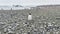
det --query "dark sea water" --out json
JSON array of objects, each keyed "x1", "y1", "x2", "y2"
[{"x1": 0, "y1": 6, "x2": 31, "y2": 10}]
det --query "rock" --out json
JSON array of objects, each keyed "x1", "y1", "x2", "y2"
[{"x1": 4, "y1": 28, "x2": 7, "y2": 33}]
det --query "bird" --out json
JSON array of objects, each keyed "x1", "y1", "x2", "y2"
[{"x1": 28, "y1": 13, "x2": 32, "y2": 20}]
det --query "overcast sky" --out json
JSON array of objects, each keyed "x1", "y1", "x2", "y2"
[{"x1": 0, "y1": 0, "x2": 60, "y2": 6}]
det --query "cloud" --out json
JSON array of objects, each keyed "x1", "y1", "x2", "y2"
[{"x1": 0, "y1": 0, "x2": 60, "y2": 6}]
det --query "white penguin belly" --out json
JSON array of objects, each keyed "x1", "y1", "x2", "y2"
[{"x1": 28, "y1": 15, "x2": 32, "y2": 20}]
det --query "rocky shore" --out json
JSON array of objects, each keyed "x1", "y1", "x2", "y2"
[{"x1": 0, "y1": 5, "x2": 60, "y2": 34}]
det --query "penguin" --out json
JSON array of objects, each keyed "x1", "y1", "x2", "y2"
[{"x1": 28, "y1": 13, "x2": 32, "y2": 20}]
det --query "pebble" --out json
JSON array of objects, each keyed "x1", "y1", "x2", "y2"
[{"x1": 0, "y1": 12, "x2": 59, "y2": 34}]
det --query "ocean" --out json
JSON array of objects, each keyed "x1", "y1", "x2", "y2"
[{"x1": 0, "y1": 6, "x2": 31, "y2": 10}]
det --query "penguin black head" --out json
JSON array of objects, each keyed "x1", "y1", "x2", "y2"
[{"x1": 29, "y1": 13, "x2": 31, "y2": 15}]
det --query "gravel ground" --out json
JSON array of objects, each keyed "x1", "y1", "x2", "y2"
[{"x1": 0, "y1": 5, "x2": 60, "y2": 34}]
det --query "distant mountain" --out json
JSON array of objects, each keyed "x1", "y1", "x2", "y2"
[
  {"x1": 36, "y1": 4, "x2": 60, "y2": 7},
  {"x1": 12, "y1": 5, "x2": 23, "y2": 7}
]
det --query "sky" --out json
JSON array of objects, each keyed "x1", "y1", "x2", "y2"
[{"x1": 0, "y1": 0, "x2": 60, "y2": 6}]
